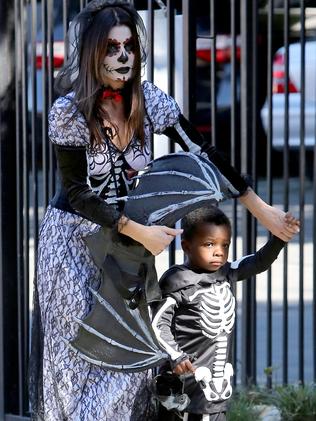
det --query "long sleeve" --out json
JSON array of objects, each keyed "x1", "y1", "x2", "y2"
[
  {"x1": 229, "y1": 235, "x2": 285, "y2": 282},
  {"x1": 54, "y1": 145, "x2": 121, "y2": 228},
  {"x1": 152, "y1": 294, "x2": 189, "y2": 368}
]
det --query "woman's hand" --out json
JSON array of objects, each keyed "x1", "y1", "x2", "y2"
[
  {"x1": 139, "y1": 225, "x2": 183, "y2": 256},
  {"x1": 118, "y1": 216, "x2": 183, "y2": 255},
  {"x1": 173, "y1": 359, "x2": 195, "y2": 375},
  {"x1": 239, "y1": 188, "x2": 300, "y2": 242},
  {"x1": 259, "y1": 208, "x2": 300, "y2": 241}
]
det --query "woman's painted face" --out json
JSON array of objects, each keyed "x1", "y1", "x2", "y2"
[{"x1": 102, "y1": 25, "x2": 135, "y2": 84}]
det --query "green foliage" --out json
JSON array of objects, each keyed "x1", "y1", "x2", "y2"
[
  {"x1": 227, "y1": 389, "x2": 260, "y2": 421},
  {"x1": 272, "y1": 384, "x2": 316, "y2": 421},
  {"x1": 226, "y1": 384, "x2": 316, "y2": 421},
  {"x1": 263, "y1": 366, "x2": 274, "y2": 378}
]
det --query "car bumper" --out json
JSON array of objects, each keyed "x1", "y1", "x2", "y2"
[{"x1": 260, "y1": 94, "x2": 316, "y2": 149}]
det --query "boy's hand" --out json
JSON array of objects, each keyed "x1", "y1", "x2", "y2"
[
  {"x1": 284, "y1": 211, "x2": 300, "y2": 239},
  {"x1": 173, "y1": 359, "x2": 195, "y2": 375}
]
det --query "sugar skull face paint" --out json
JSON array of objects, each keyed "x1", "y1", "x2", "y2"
[{"x1": 102, "y1": 25, "x2": 135, "y2": 84}]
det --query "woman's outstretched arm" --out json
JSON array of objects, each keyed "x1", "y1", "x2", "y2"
[
  {"x1": 238, "y1": 188, "x2": 300, "y2": 241},
  {"x1": 162, "y1": 114, "x2": 300, "y2": 241}
]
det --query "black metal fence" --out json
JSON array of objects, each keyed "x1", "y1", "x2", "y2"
[{"x1": 0, "y1": 0, "x2": 315, "y2": 418}]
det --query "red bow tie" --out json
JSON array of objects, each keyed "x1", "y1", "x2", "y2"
[{"x1": 102, "y1": 87, "x2": 123, "y2": 102}]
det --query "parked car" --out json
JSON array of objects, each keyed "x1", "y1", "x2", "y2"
[
  {"x1": 195, "y1": 13, "x2": 270, "y2": 176},
  {"x1": 194, "y1": 24, "x2": 243, "y2": 169},
  {"x1": 260, "y1": 40, "x2": 316, "y2": 175}
]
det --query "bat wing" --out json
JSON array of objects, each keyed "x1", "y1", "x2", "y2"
[
  {"x1": 69, "y1": 229, "x2": 168, "y2": 372},
  {"x1": 116, "y1": 152, "x2": 235, "y2": 226},
  {"x1": 69, "y1": 152, "x2": 234, "y2": 371}
]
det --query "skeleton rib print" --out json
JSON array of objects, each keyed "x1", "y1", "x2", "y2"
[{"x1": 189, "y1": 282, "x2": 235, "y2": 340}]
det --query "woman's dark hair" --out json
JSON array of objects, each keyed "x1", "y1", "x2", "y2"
[
  {"x1": 181, "y1": 205, "x2": 232, "y2": 241},
  {"x1": 55, "y1": 0, "x2": 147, "y2": 147}
]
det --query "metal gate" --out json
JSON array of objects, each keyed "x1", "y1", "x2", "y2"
[{"x1": 0, "y1": 0, "x2": 315, "y2": 418}]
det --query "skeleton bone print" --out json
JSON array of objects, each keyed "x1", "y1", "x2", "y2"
[{"x1": 189, "y1": 283, "x2": 235, "y2": 402}]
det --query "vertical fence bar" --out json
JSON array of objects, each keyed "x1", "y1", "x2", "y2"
[
  {"x1": 182, "y1": 0, "x2": 196, "y2": 120},
  {"x1": 0, "y1": 53, "x2": 4, "y2": 421},
  {"x1": 167, "y1": 0, "x2": 175, "y2": 142},
  {"x1": 266, "y1": 0, "x2": 274, "y2": 389},
  {"x1": 63, "y1": 0, "x2": 69, "y2": 54},
  {"x1": 146, "y1": 0, "x2": 154, "y2": 162},
  {"x1": 167, "y1": 0, "x2": 176, "y2": 267},
  {"x1": 230, "y1": 0, "x2": 238, "y2": 175},
  {"x1": 240, "y1": 0, "x2": 256, "y2": 386},
  {"x1": 15, "y1": 0, "x2": 24, "y2": 413},
  {"x1": 230, "y1": 0, "x2": 238, "y2": 383},
  {"x1": 282, "y1": 0, "x2": 290, "y2": 386},
  {"x1": 42, "y1": 0, "x2": 49, "y2": 208},
  {"x1": 31, "y1": 0, "x2": 38, "y2": 253},
  {"x1": 1, "y1": 0, "x2": 19, "y2": 413},
  {"x1": 146, "y1": 0, "x2": 154, "y2": 82},
  {"x1": 19, "y1": 0, "x2": 30, "y2": 412},
  {"x1": 251, "y1": 0, "x2": 258, "y2": 385},
  {"x1": 29, "y1": 6, "x2": 37, "y2": 393},
  {"x1": 210, "y1": 0, "x2": 217, "y2": 147},
  {"x1": 47, "y1": 0, "x2": 56, "y2": 199},
  {"x1": 251, "y1": 1, "x2": 258, "y2": 184},
  {"x1": 298, "y1": 0, "x2": 305, "y2": 385},
  {"x1": 313, "y1": 91, "x2": 316, "y2": 384}
]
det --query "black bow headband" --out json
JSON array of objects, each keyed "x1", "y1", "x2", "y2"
[{"x1": 85, "y1": 0, "x2": 130, "y2": 13}]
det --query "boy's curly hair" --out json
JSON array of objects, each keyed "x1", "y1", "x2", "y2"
[{"x1": 181, "y1": 205, "x2": 231, "y2": 241}]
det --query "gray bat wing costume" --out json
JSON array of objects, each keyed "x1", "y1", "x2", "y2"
[
  {"x1": 29, "y1": 81, "x2": 249, "y2": 421},
  {"x1": 152, "y1": 236, "x2": 285, "y2": 415}
]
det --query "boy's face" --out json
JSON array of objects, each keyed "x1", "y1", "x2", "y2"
[{"x1": 182, "y1": 223, "x2": 231, "y2": 272}]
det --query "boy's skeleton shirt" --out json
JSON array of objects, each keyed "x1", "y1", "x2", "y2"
[
  {"x1": 190, "y1": 282, "x2": 235, "y2": 340},
  {"x1": 152, "y1": 236, "x2": 285, "y2": 414},
  {"x1": 188, "y1": 282, "x2": 235, "y2": 403}
]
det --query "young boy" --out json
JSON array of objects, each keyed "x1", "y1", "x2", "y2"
[{"x1": 152, "y1": 205, "x2": 298, "y2": 421}]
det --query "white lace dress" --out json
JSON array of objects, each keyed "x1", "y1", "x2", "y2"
[{"x1": 30, "y1": 81, "x2": 180, "y2": 421}]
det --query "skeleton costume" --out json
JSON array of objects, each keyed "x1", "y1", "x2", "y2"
[{"x1": 152, "y1": 236, "x2": 285, "y2": 418}]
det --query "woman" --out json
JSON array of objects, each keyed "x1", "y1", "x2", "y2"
[{"x1": 29, "y1": 1, "x2": 299, "y2": 420}]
